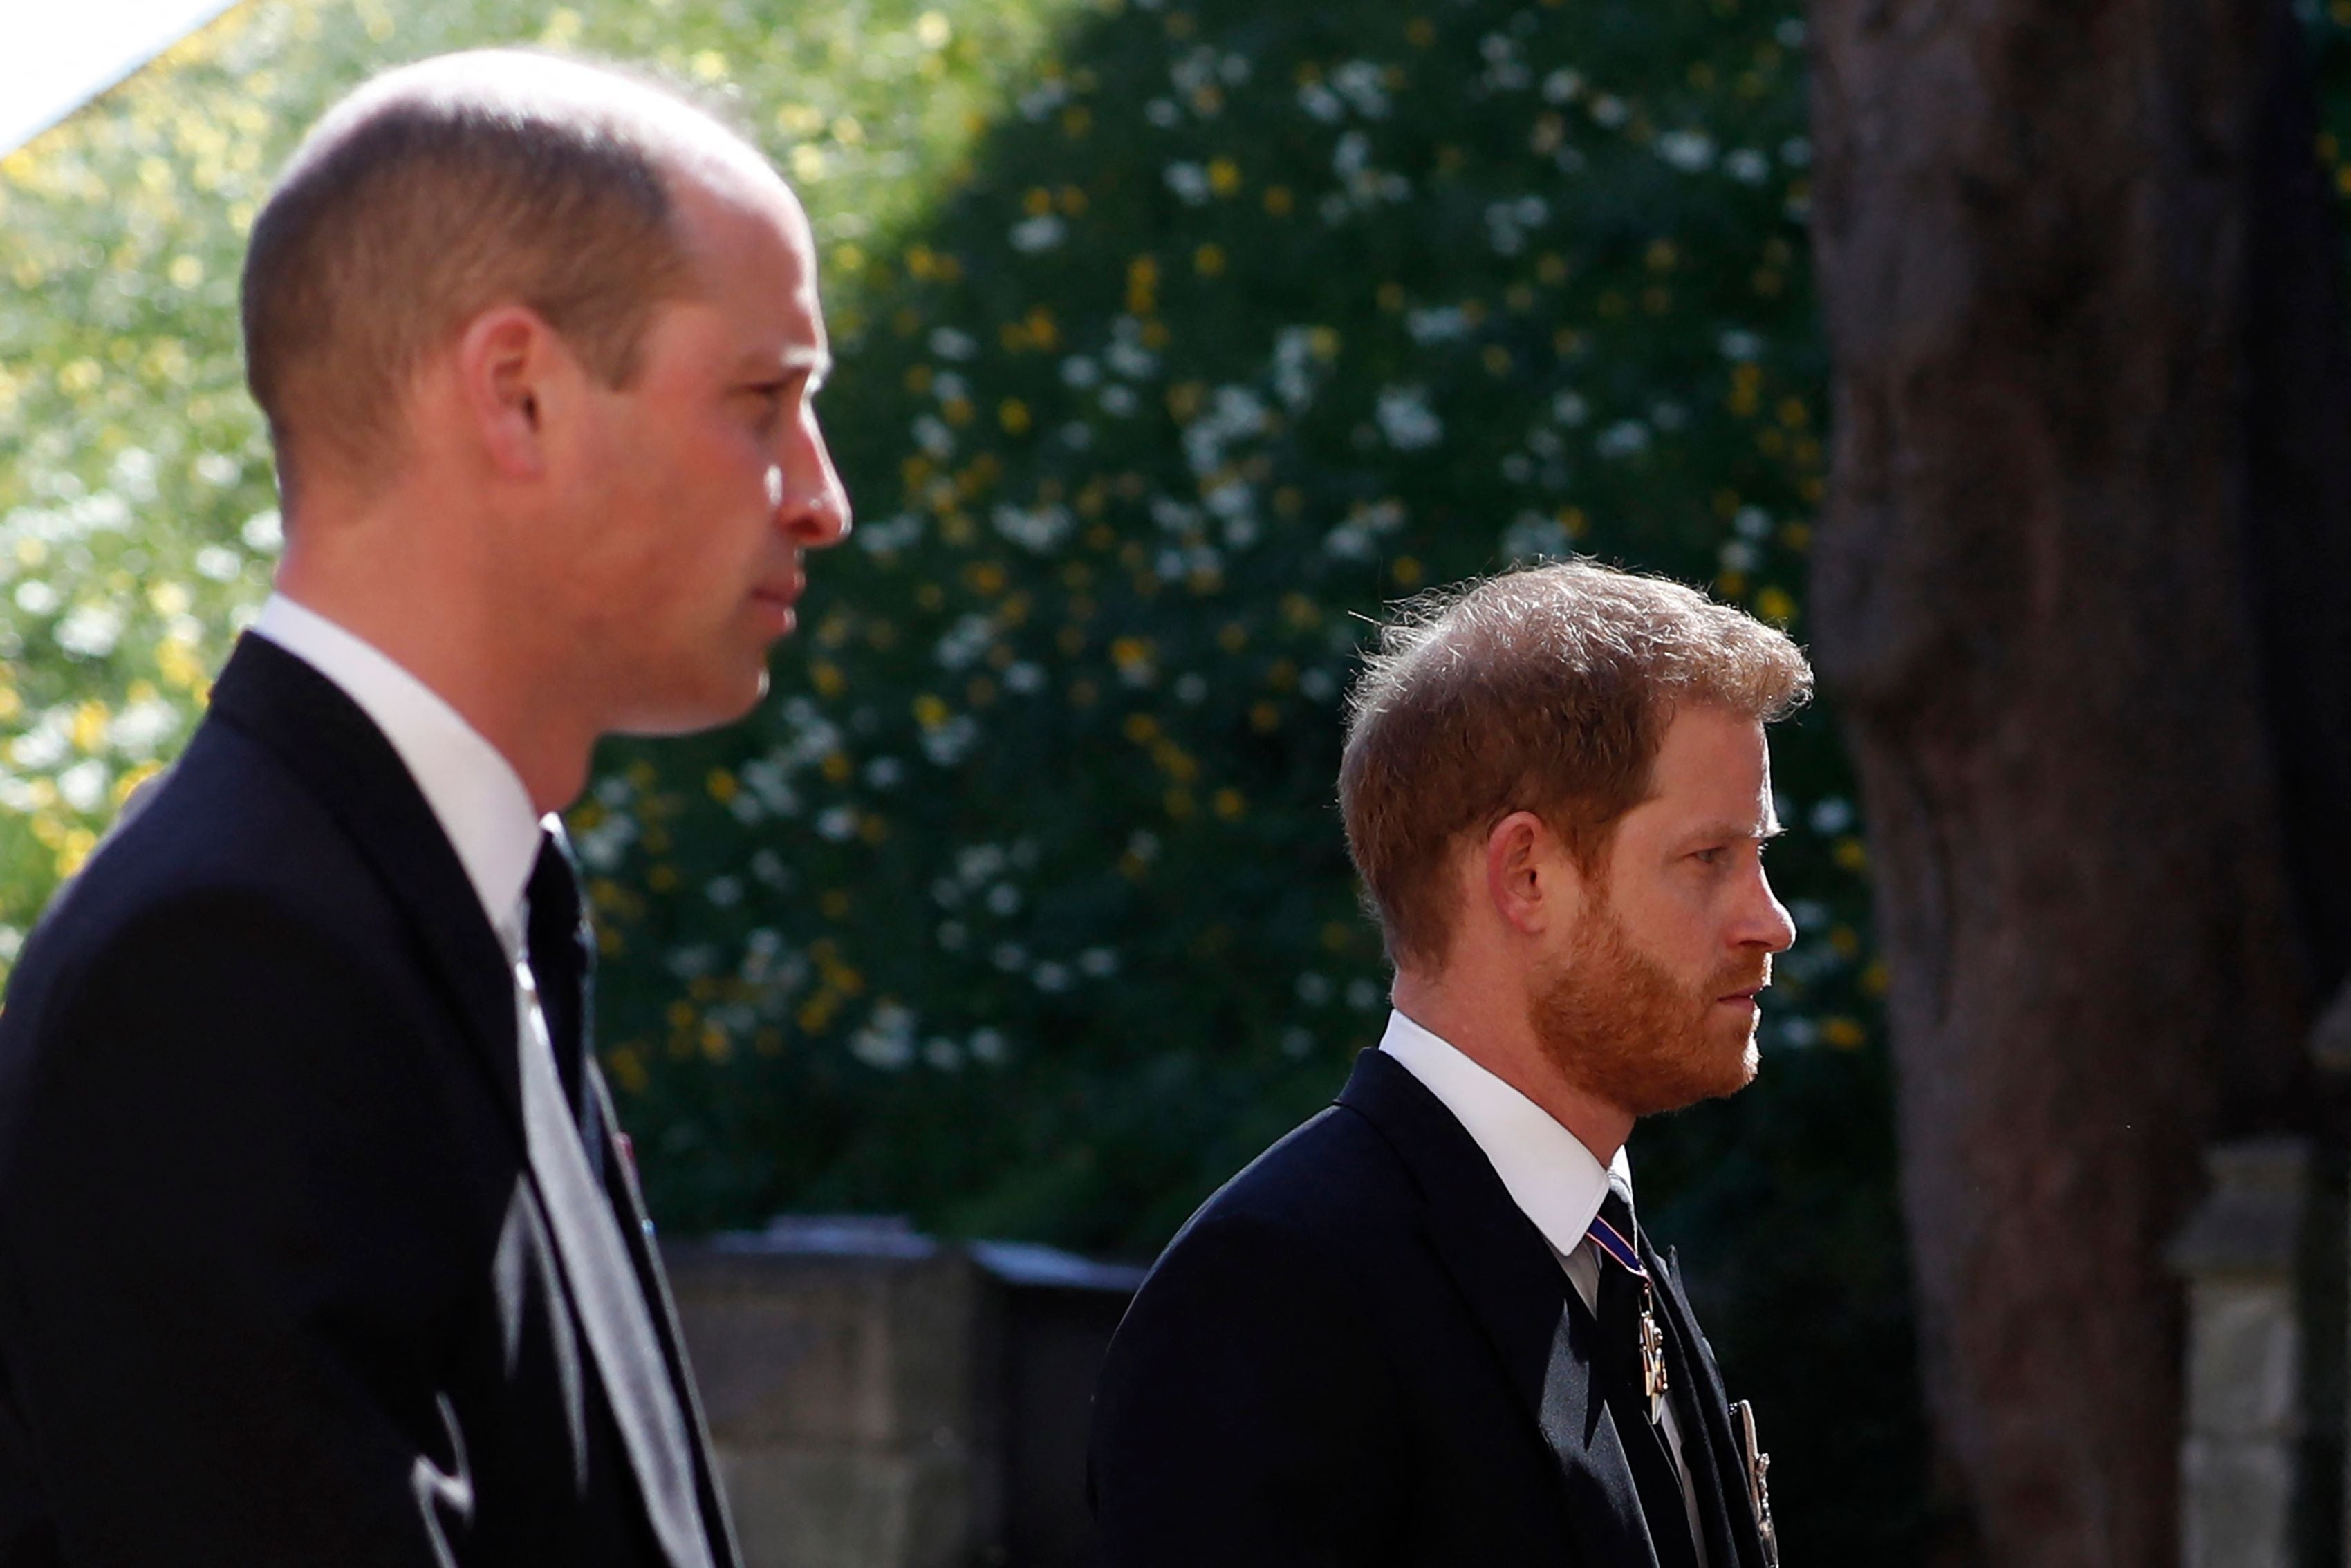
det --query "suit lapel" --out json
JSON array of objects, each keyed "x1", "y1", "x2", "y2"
[
  {"x1": 587, "y1": 1065, "x2": 743, "y2": 1568},
  {"x1": 1647, "y1": 1241, "x2": 1765, "y2": 1568},
  {"x1": 1335, "y1": 1051, "x2": 1657, "y2": 1567},
  {"x1": 205, "y1": 634, "x2": 524, "y2": 1141}
]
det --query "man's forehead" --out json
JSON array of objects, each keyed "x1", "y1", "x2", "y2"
[
  {"x1": 1636, "y1": 707, "x2": 1777, "y2": 819},
  {"x1": 670, "y1": 170, "x2": 812, "y2": 281},
  {"x1": 664, "y1": 169, "x2": 824, "y2": 335},
  {"x1": 669, "y1": 148, "x2": 806, "y2": 240}
]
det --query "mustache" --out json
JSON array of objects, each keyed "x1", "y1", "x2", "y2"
[{"x1": 1711, "y1": 955, "x2": 1772, "y2": 997}]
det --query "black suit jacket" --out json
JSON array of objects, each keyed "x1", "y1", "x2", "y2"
[
  {"x1": 0, "y1": 636, "x2": 738, "y2": 1568},
  {"x1": 1090, "y1": 1048, "x2": 1772, "y2": 1567}
]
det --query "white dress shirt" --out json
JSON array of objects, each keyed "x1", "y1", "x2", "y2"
[
  {"x1": 250, "y1": 594, "x2": 546, "y2": 948},
  {"x1": 1379, "y1": 1008, "x2": 1709, "y2": 1565}
]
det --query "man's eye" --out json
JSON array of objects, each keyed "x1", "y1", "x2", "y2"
[{"x1": 1692, "y1": 848, "x2": 1722, "y2": 866}]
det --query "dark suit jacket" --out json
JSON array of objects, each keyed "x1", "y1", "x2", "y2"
[
  {"x1": 1090, "y1": 1048, "x2": 1772, "y2": 1567},
  {"x1": 0, "y1": 635, "x2": 738, "y2": 1568}
]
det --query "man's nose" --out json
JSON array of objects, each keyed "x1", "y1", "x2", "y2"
[
  {"x1": 774, "y1": 424, "x2": 852, "y2": 548},
  {"x1": 1743, "y1": 870, "x2": 1799, "y2": 955}
]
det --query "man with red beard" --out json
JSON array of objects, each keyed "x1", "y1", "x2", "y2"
[{"x1": 1090, "y1": 559, "x2": 1808, "y2": 1568}]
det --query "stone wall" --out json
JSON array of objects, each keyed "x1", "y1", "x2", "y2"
[
  {"x1": 2169, "y1": 1139, "x2": 2346, "y2": 1568},
  {"x1": 662, "y1": 1217, "x2": 1140, "y2": 1568}
]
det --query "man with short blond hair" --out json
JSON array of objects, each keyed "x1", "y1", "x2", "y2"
[
  {"x1": 0, "y1": 50, "x2": 848, "y2": 1567},
  {"x1": 1093, "y1": 559, "x2": 1805, "y2": 1567}
]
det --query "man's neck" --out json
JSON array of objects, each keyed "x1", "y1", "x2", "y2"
[
  {"x1": 1391, "y1": 967, "x2": 1635, "y2": 1162},
  {"x1": 275, "y1": 543, "x2": 592, "y2": 814}
]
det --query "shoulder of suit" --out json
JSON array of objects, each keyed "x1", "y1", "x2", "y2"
[
  {"x1": 1167, "y1": 1099, "x2": 1422, "y2": 1259},
  {"x1": 9, "y1": 718, "x2": 381, "y2": 1002}
]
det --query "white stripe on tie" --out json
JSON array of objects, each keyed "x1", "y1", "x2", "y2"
[{"x1": 514, "y1": 951, "x2": 714, "y2": 1568}]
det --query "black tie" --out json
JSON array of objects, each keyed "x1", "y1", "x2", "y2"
[
  {"x1": 1591, "y1": 1190, "x2": 1700, "y2": 1568},
  {"x1": 521, "y1": 833, "x2": 714, "y2": 1568}
]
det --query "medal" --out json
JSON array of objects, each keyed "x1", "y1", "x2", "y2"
[
  {"x1": 1734, "y1": 1398, "x2": 1781, "y2": 1567},
  {"x1": 1637, "y1": 1282, "x2": 1670, "y2": 1402}
]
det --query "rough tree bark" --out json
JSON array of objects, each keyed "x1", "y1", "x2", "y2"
[{"x1": 1805, "y1": 1, "x2": 2351, "y2": 1563}]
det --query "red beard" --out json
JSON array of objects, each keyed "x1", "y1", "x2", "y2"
[{"x1": 1529, "y1": 899, "x2": 1768, "y2": 1119}]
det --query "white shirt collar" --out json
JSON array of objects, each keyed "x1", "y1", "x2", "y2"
[
  {"x1": 1378, "y1": 1007, "x2": 1633, "y2": 1260},
  {"x1": 250, "y1": 593, "x2": 544, "y2": 951}
]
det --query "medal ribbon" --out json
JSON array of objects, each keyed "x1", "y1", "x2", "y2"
[
  {"x1": 1587, "y1": 1198, "x2": 1671, "y2": 1406},
  {"x1": 1586, "y1": 1208, "x2": 1647, "y2": 1278}
]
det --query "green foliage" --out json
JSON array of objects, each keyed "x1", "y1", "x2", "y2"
[{"x1": 3, "y1": 0, "x2": 1926, "y2": 1553}]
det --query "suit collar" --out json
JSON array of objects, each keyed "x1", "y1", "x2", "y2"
[
  {"x1": 1335, "y1": 1049, "x2": 1660, "y2": 1566},
  {"x1": 206, "y1": 633, "x2": 524, "y2": 1137},
  {"x1": 1375, "y1": 1008, "x2": 1633, "y2": 1262},
  {"x1": 250, "y1": 593, "x2": 541, "y2": 945}
]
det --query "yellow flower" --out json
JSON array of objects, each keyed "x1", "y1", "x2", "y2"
[{"x1": 71, "y1": 702, "x2": 109, "y2": 755}]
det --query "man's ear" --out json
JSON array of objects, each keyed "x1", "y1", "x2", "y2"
[
  {"x1": 1485, "y1": 810, "x2": 1592, "y2": 939},
  {"x1": 454, "y1": 304, "x2": 567, "y2": 481}
]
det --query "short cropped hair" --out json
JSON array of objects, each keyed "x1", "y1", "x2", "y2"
[
  {"x1": 241, "y1": 51, "x2": 725, "y2": 495},
  {"x1": 1339, "y1": 559, "x2": 1812, "y2": 971}
]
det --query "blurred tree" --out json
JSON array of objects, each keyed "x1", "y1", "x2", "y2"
[{"x1": 1806, "y1": 0, "x2": 2351, "y2": 1561}]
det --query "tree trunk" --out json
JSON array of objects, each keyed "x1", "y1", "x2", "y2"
[{"x1": 1804, "y1": 0, "x2": 2351, "y2": 1562}]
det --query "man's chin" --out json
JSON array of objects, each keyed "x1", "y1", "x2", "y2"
[
  {"x1": 1715, "y1": 1025, "x2": 1763, "y2": 1091},
  {"x1": 613, "y1": 669, "x2": 771, "y2": 738},
  {"x1": 1668, "y1": 1029, "x2": 1762, "y2": 1110}
]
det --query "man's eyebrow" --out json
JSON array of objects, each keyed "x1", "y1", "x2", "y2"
[
  {"x1": 1686, "y1": 818, "x2": 1785, "y2": 843},
  {"x1": 737, "y1": 345, "x2": 833, "y2": 385}
]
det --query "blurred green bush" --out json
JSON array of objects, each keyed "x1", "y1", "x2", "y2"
[{"x1": 1, "y1": 0, "x2": 1930, "y2": 1550}]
